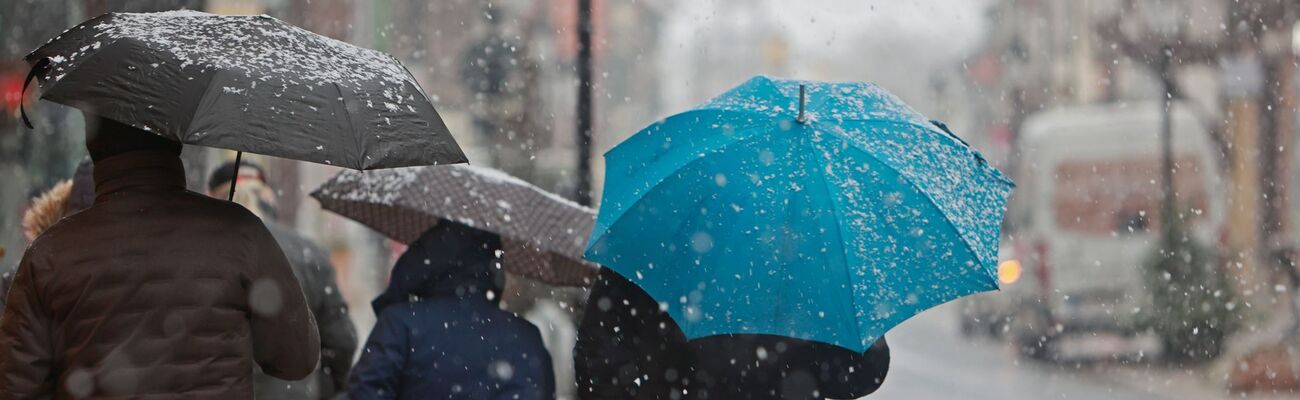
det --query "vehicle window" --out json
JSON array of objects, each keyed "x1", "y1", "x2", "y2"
[{"x1": 1053, "y1": 156, "x2": 1210, "y2": 235}]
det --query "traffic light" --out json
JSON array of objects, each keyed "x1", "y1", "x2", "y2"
[{"x1": 1, "y1": 69, "x2": 24, "y2": 116}]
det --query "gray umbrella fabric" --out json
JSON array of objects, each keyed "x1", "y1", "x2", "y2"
[
  {"x1": 312, "y1": 165, "x2": 599, "y2": 287},
  {"x1": 25, "y1": 10, "x2": 466, "y2": 169}
]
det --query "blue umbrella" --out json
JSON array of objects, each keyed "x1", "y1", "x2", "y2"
[{"x1": 584, "y1": 76, "x2": 1013, "y2": 352}]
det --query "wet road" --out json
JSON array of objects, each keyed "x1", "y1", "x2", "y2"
[{"x1": 870, "y1": 302, "x2": 1226, "y2": 400}]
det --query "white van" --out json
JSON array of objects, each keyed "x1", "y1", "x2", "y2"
[{"x1": 981, "y1": 102, "x2": 1226, "y2": 359}]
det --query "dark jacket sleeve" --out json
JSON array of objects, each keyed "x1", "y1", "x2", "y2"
[
  {"x1": 309, "y1": 244, "x2": 357, "y2": 398},
  {"x1": 859, "y1": 337, "x2": 890, "y2": 394},
  {"x1": 575, "y1": 270, "x2": 634, "y2": 399},
  {"x1": 248, "y1": 223, "x2": 321, "y2": 380},
  {"x1": 822, "y1": 337, "x2": 889, "y2": 398},
  {"x1": 575, "y1": 268, "x2": 689, "y2": 399},
  {"x1": 498, "y1": 329, "x2": 556, "y2": 400},
  {"x1": 0, "y1": 250, "x2": 55, "y2": 399},
  {"x1": 0, "y1": 269, "x2": 11, "y2": 316},
  {"x1": 349, "y1": 306, "x2": 409, "y2": 400},
  {"x1": 539, "y1": 354, "x2": 558, "y2": 400}
]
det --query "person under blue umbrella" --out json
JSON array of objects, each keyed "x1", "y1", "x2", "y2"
[
  {"x1": 577, "y1": 267, "x2": 889, "y2": 400},
  {"x1": 350, "y1": 221, "x2": 555, "y2": 400},
  {"x1": 578, "y1": 76, "x2": 1012, "y2": 399}
]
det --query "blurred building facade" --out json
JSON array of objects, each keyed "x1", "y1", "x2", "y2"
[
  {"x1": 962, "y1": 0, "x2": 1300, "y2": 323},
  {"x1": 960, "y1": 0, "x2": 1226, "y2": 165}
]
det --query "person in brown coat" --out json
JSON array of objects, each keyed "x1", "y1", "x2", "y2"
[{"x1": 0, "y1": 116, "x2": 320, "y2": 399}]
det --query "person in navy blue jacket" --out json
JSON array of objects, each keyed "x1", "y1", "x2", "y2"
[{"x1": 349, "y1": 221, "x2": 556, "y2": 400}]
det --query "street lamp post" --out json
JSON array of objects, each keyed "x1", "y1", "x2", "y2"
[
  {"x1": 575, "y1": 0, "x2": 594, "y2": 206},
  {"x1": 1135, "y1": 0, "x2": 1183, "y2": 243},
  {"x1": 1099, "y1": 1, "x2": 1261, "y2": 360},
  {"x1": 1158, "y1": 45, "x2": 1176, "y2": 241},
  {"x1": 1102, "y1": 3, "x2": 1229, "y2": 239}
]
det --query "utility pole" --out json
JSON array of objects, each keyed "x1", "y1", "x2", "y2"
[
  {"x1": 575, "y1": 0, "x2": 594, "y2": 206},
  {"x1": 1097, "y1": 18, "x2": 1217, "y2": 244},
  {"x1": 1157, "y1": 45, "x2": 1176, "y2": 243}
]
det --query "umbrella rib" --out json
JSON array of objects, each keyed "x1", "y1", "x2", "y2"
[
  {"x1": 316, "y1": 195, "x2": 434, "y2": 244},
  {"x1": 591, "y1": 111, "x2": 775, "y2": 242},
  {"x1": 825, "y1": 117, "x2": 1014, "y2": 187},
  {"x1": 813, "y1": 131, "x2": 999, "y2": 345},
  {"x1": 804, "y1": 132, "x2": 868, "y2": 349},
  {"x1": 332, "y1": 82, "x2": 365, "y2": 169},
  {"x1": 819, "y1": 121, "x2": 1000, "y2": 271}
]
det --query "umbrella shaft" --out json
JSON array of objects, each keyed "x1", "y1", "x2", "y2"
[
  {"x1": 227, "y1": 151, "x2": 243, "y2": 201},
  {"x1": 798, "y1": 84, "x2": 807, "y2": 123}
]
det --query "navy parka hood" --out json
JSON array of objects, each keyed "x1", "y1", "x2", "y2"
[{"x1": 372, "y1": 221, "x2": 504, "y2": 314}]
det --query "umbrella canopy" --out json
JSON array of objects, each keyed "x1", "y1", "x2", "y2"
[
  {"x1": 313, "y1": 165, "x2": 599, "y2": 286},
  {"x1": 584, "y1": 76, "x2": 1014, "y2": 352},
  {"x1": 25, "y1": 10, "x2": 465, "y2": 169}
]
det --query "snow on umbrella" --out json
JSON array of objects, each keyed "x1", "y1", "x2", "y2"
[
  {"x1": 584, "y1": 76, "x2": 1015, "y2": 353},
  {"x1": 312, "y1": 165, "x2": 599, "y2": 287},
  {"x1": 23, "y1": 10, "x2": 466, "y2": 170}
]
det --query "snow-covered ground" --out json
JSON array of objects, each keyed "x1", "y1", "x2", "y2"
[{"x1": 871, "y1": 302, "x2": 1289, "y2": 400}]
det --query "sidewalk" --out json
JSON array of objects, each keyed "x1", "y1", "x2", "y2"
[{"x1": 1094, "y1": 362, "x2": 1300, "y2": 400}]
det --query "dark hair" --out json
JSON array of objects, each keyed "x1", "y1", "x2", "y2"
[{"x1": 85, "y1": 116, "x2": 182, "y2": 161}]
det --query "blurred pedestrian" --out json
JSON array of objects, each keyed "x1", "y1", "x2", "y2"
[
  {"x1": 505, "y1": 279, "x2": 580, "y2": 400},
  {"x1": 2, "y1": 159, "x2": 91, "y2": 313},
  {"x1": 20, "y1": 159, "x2": 94, "y2": 243},
  {"x1": 575, "y1": 268, "x2": 890, "y2": 400},
  {"x1": 525, "y1": 300, "x2": 578, "y2": 400},
  {"x1": 0, "y1": 116, "x2": 320, "y2": 398},
  {"x1": 6, "y1": 180, "x2": 71, "y2": 313},
  {"x1": 20, "y1": 180, "x2": 72, "y2": 243},
  {"x1": 208, "y1": 160, "x2": 358, "y2": 400},
  {"x1": 349, "y1": 221, "x2": 555, "y2": 400}
]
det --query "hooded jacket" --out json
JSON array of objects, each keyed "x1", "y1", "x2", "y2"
[
  {"x1": 349, "y1": 221, "x2": 555, "y2": 400},
  {"x1": 575, "y1": 268, "x2": 890, "y2": 400},
  {"x1": 0, "y1": 150, "x2": 320, "y2": 399}
]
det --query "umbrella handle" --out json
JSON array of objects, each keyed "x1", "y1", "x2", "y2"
[
  {"x1": 20, "y1": 58, "x2": 53, "y2": 129},
  {"x1": 227, "y1": 151, "x2": 243, "y2": 201}
]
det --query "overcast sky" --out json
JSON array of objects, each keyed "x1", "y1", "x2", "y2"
[{"x1": 659, "y1": 0, "x2": 993, "y2": 113}]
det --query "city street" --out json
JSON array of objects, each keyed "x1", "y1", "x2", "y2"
[
  {"x1": 7, "y1": 1, "x2": 1300, "y2": 398},
  {"x1": 874, "y1": 303, "x2": 1251, "y2": 400}
]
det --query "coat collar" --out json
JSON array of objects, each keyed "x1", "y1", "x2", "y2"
[{"x1": 93, "y1": 150, "x2": 187, "y2": 202}]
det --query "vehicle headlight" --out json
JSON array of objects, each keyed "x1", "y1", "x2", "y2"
[{"x1": 998, "y1": 259, "x2": 1022, "y2": 284}]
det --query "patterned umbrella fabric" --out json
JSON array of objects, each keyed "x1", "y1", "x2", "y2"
[{"x1": 312, "y1": 165, "x2": 598, "y2": 286}]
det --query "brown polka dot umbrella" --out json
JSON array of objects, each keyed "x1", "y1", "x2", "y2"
[{"x1": 311, "y1": 165, "x2": 598, "y2": 287}]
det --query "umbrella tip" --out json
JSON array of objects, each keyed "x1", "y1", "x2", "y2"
[{"x1": 797, "y1": 84, "x2": 808, "y2": 124}]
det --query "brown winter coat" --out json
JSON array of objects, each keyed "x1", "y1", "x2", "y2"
[{"x1": 0, "y1": 150, "x2": 320, "y2": 399}]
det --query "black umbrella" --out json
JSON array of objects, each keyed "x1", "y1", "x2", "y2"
[{"x1": 23, "y1": 11, "x2": 466, "y2": 180}]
